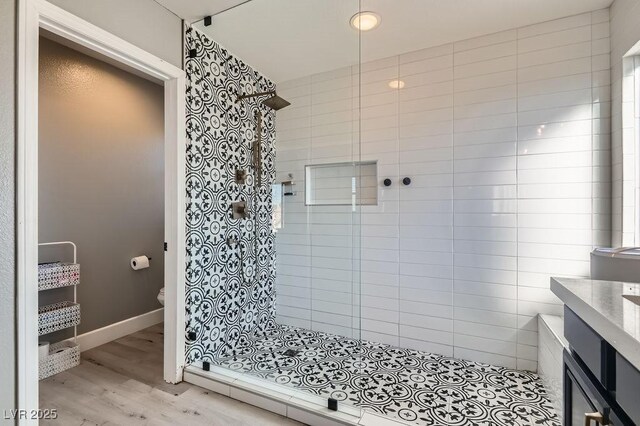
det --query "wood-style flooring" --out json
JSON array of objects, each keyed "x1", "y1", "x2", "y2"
[{"x1": 39, "y1": 323, "x2": 303, "y2": 425}]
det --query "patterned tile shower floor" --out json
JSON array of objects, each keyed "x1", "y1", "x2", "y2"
[{"x1": 213, "y1": 325, "x2": 561, "y2": 426}]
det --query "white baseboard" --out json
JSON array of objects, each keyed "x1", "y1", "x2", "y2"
[{"x1": 77, "y1": 308, "x2": 164, "y2": 352}]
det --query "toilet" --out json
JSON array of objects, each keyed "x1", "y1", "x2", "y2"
[{"x1": 157, "y1": 287, "x2": 165, "y2": 306}]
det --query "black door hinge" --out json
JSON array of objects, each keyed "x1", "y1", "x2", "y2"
[
  {"x1": 328, "y1": 398, "x2": 338, "y2": 411},
  {"x1": 164, "y1": 242, "x2": 168, "y2": 251}
]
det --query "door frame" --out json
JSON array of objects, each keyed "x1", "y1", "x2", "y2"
[{"x1": 16, "y1": 0, "x2": 186, "y2": 419}]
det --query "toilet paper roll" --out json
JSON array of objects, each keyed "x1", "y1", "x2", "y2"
[
  {"x1": 131, "y1": 255, "x2": 150, "y2": 270},
  {"x1": 39, "y1": 341, "x2": 49, "y2": 360}
]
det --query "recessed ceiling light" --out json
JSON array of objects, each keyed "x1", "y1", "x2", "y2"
[
  {"x1": 350, "y1": 12, "x2": 381, "y2": 31},
  {"x1": 389, "y1": 80, "x2": 405, "y2": 89}
]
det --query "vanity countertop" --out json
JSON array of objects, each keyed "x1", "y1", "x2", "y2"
[{"x1": 551, "y1": 277, "x2": 640, "y2": 369}]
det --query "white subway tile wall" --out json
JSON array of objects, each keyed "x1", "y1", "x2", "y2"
[{"x1": 275, "y1": 10, "x2": 611, "y2": 370}]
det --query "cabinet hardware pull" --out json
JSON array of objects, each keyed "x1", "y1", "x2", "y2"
[{"x1": 584, "y1": 411, "x2": 604, "y2": 426}]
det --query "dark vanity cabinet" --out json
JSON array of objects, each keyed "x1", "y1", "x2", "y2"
[
  {"x1": 563, "y1": 306, "x2": 638, "y2": 425},
  {"x1": 616, "y1": 353, "x2": 640, "y2": 423}
]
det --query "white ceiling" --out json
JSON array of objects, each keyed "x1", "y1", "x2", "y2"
[
  {"x1": 155, "y1": 0, "x2": 251, "y2": 23},
  {"x1": 158, "y1": 0, "x2": 614, "y2": 82}
]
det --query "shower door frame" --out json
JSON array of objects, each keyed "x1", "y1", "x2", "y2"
[{"x1": 16, "y1": 0, "x2": 186, "y2": 420}]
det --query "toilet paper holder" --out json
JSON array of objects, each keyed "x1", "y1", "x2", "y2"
[{"x1": 131, "y1": 255, "x2": 152, "y2": 270}]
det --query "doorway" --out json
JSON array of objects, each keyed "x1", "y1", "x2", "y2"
[{"x1": 16, "y1": 0, "x2": 186, "y2": 420}]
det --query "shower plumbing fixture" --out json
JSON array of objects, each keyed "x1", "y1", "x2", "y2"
[
  {"x1": 236, "y1": 90, "x2": 291, "y2": 111},
  {"x1": 236, "y1": 90, "x2": 291, "y2": 187},
  {"x1": 225, "y1": 235, "x2": 249, "y2": 286},
  {"x1": 254, "y1": 110, "x2": 262, "y2": 187},
  {"x1": 231, "y1": 201, "x2": 248, "y2": 219},
  {"x1": 235, "y1": 89, "x2": 290, "y2": 288},
  {"x1": 235, "y1": 169, "x2": 247, "y2": 184}
]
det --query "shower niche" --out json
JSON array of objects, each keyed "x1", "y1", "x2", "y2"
[{"x1": 305, "y1": 161, "x2": 378, "y2": 206}]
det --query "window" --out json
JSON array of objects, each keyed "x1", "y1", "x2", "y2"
[{"x1": 271, "y1": 183, "x2": 283, "y2": 231}]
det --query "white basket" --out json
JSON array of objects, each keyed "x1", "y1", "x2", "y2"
[
  {"x1": 38, "y1": 262, "x2": 80, "y2": 291},
  {"x1": 39, "y1": 341, "x2": 80, "y2": 380},
  {"x1": 38, "y1": 301, "x2": 81, "y2": 336}
]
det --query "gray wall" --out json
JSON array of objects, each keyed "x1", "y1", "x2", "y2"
[
  {"x1": 39, "y1": 37, "x2": 165, "y2": 333},
  {"x1": 49, "y1": 0, "x2": 182, "y2": 68},
  {"x1": 0, "y1": 0, "x2": 16, "y2": 420}
]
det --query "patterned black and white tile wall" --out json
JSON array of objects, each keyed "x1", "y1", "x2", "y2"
[{"x1": 184, "y1": 26, "x2": 277, "y2": 363}]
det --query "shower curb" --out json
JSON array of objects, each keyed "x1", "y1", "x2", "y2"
[{"x1": 183, "y1": 365, "x2": 413, "y2": 426}]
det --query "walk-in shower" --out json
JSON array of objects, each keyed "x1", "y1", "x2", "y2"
[{"x1": 183, "y1": 1, "x2": 562, "y2": 425}]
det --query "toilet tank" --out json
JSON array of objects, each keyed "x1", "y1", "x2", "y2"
[{"x1": 591, "y1": 247, "x2": 640, "y2": 283}]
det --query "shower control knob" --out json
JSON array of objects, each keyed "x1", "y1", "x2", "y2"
[
  {"x1": 383, "y1": 178, "x2": 392, "y2": 187},
  {"x1": 402, "y1": 177, "x2": 411, "y2": 186},
  {"x1": 231, "y1": 201, "x2": 248, "y2": 219}
]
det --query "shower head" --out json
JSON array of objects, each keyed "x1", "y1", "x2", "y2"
[
  {"x1": 262, "y1": 94, "x2": 290, "y2": 111},
  {"x1": 237, "y1": 90, "x2": 291, "y2": 111}
]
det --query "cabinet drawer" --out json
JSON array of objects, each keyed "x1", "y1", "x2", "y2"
[
  {"x1": 564, "y1": 306, "x2": 606, "y2": 385},
  {"x1": 615, "y1": 353, "x2": 640, "y2": 423}
]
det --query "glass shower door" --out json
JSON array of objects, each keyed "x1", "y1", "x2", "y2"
[{"x1": 185, "y1": 0, "x2": 364, "y2": 416}]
